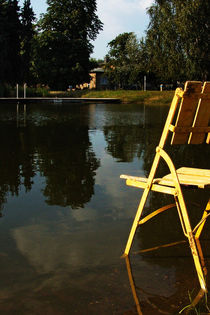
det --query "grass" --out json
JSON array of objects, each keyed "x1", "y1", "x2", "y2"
[
  {"x1": 179, "y1": 290, "x2": 210, "y2": 314},
  {"x1": 81, "y1": 89, "x2": 174, "y2": 105},
  {"x1": 0, "y1": 84, "x2": 175, "y2": 105}
]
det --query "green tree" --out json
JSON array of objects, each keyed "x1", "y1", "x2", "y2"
[
  {"x1": 20, "y1": 0, "x2": 36, "y2": 84},
  {"x1": 0, "y1": 0, "x2": 8, "y2": 84},
  {"x1": 145, "y1": 1, "x2": 185, "y2": 84},
  {"x1": 105, "y1": 32, "x2": 146, "y2": 89},
  {"x1": 174, "y1": 0, "x2": 210, "y2": 80},
  {"x1": 0, "y1": 0, "x2": 21, "y2": 85},
  {"x1": 145, "y1": 0, "x2": 210, "y2": 83},
  {"x1": 5, "y1": 0, "x2": 21, "y2": 84},
  {"x1": 34, "y1": 0, "x2": 103, "y2": 89}
]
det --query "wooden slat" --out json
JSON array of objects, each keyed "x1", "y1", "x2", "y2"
[
  {"x1": 120, "y1": 174, "x2": 147, "y2": 182},
  {"x1": 189, "y1": 82, "x2": 210, "y2": 144},
  {"x1": 171, "y1": 126, "x2": 210, "y2": 133},
  {"x1": 176, "y1": 167, "x2": 210, "y2": 176},
  {"x1": 171, "y1": 81, "x2": 203, "y2": 144},
  {"x1": 126, "y1": 179, "x2": 176, "y2": 195},
  {"x1": 160, "y1": 167, "x2": 210, "y2": 188},
  {"x1": 121, "y1": 167, "x2": 210, "y2": 190},
  {"x1": 120, "y1": 175, "x2": 175, "y2": 194}
]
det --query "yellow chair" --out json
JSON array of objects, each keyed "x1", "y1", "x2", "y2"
[{"x1": 121, "y1": 81, "x2": 210, "y2": 292}]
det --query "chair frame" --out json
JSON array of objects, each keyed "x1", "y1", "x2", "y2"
[{"x1": 121, "y1": 81, "x2": 210, "y2": 292}]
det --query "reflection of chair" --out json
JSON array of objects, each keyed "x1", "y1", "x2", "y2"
[
  {"x1": 121, "y1": 81, "x2": 210, "y2": 292},
  {"x1": 125, "y1": 254, "x2": 207, "y2": 314}
]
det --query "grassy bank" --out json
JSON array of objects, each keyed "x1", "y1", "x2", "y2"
[
  {"x1": 0, "y1": 84, "x2": 175, "y2": 105},
  {"x1": 81, "y1": 90, "x2": 174, "y2": 105}
]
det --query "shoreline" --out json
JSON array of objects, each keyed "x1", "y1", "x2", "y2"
[{"x1": 0, "y1": 90, "x2": 174, "y2": 105}]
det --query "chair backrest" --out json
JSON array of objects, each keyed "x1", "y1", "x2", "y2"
[{"x1": 170, "y1": 81, "x2": 210, "y2": 145}]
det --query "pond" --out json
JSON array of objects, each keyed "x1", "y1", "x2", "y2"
[{"x1": 0, "y1": 102, "x2": 209, "y2": 314}]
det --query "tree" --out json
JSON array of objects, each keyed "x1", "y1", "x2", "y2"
[
  {"x1": 0, "y1": 0, "x2": 8, "y2": 84},
  {"x1": 0, "y1": 0, "x2": 21, "y2": 85},
  {"x1": 5, "y1": 0, "x2": 21, "y2": 84},
  {"x1": 105, "y1": 32, "x2": 146, "y2": 89},
  {"x1": 145, "y1": 1, "x2": 185, "y2": 84},
  {"x1": 174, "y1": 0, "x2": 210, "y2": 80},
  {"x1": 20, "y1": 0, "x2": 36, "y2": 84},
  {"x1": 34, "y1": 0, "x2": 103, "y2": 89},
  {"x1": 145, "y1": 0, "x2": 210, "y2": 83}
]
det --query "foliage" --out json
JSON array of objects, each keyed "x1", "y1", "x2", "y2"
[
  {"x1": 105, "y1": 0, "x2": 209, "y2": 88},
  {"x1": 0, "y1": 0, "x2": 102, "y2": 90},
  {"x1": 0, "y1": 0, "x2": 21, "y2": 85},
  {"x1": 20, "y1": 0, "x2": 36, "y2": 84},
  {"x1": 0, "y1": 0, "x2": 208, "y2": 90},
  {"x1": 174, "y1": 0, "x2": 210, "y2": 80},
  {"x1": 145, "y1": 1, "x2": 184, "y2": 83},
  {"x1": 105, "y1": 32, "x2": 146, "y2": 89},
  {"x1": 89, "y1": 57, "x2": 104, "y2": 69},
  {"x1": 145, "y1": 0, "x2": 210, "y2": 82},
  {"x1": 0, "y1": 0, "x2": 36, "y2": 86},
  {"x1": 34, "y1": 0, "x2": 103, "y2": 90}
]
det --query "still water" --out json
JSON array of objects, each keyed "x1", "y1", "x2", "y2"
[{"x1": 0, "y1": 102, "x2": 209, "y2": 314}]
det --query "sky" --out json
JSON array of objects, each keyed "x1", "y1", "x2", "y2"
[{"x1": 19, "y1": 0, "x2": 153, "y2": 59}]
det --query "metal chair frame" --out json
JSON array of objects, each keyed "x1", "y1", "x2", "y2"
[{"x1": 121, "y1": 81, "x2": 210, "y2": 292}]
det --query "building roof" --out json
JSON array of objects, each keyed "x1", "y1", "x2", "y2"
[{"x1": 90, "y1": 67, "x2": 104, "y2": 73}]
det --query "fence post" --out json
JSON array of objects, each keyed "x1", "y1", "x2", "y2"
[
  {"x1": 24, "y1": 83, "x2": 27, "y2": 98},
  {"x1": 16, "y1": 84, "x2": 19, "y2": 99},
  {"x1": 144, "y1": 76, "x2": 146, "y2": 91}
]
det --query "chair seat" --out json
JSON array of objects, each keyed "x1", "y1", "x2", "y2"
[
  {"x1": 121, "y1": 167, "x2": 210, "y2": 189},
  {"x1": 156, "y1": 167, "x2": 210, "y2": 188}
]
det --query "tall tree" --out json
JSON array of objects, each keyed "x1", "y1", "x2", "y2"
[
  {"x1": 5, "y1": 0, "x2": 22, "y2": 84},
  {"x1": 0, "y1": 0, "x2": 21, "y2": 85},
  {"x1": 145, "y1": 0, "x2": 210, "y2": 83},
  {"x1": 0, "y1": 0, "x2": 8, "y2": 84},
  {"x1": 34, "y1": 0, "x2": 103, "y2": 89},
  {"x1": 145, "y1": 1, "x2": 185, "y2": 84},
  {"x1": 105, "y1": 32, "x2": 146, "y2": 89},
  {"x1": 174, "y1": 0, "x2": 210, "y2": 80},
  {"x1": 20, "y1": 0, "x2": 36, "y2": 84}
]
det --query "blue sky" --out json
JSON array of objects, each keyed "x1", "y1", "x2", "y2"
[{"x1": 19, "y1": 0, "x2": 153, "y2": 59}]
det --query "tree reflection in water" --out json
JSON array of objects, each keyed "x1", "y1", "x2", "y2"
[
  {"x1": 0, "y1": 105, "x2": 100, "y2": 212},
  {"x1": 0, "y1": 102, "x2": 208, "y2": 314}
]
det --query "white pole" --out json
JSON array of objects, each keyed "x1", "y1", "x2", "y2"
[
  {"x1": 24, "y1": 83, "x2": 27, "y2": 98},
  {"x1": 16, "y1": 103, "x2": 19, "y2": 128},
  {"x1": 144, "y1": 76, "x2": 146, "y2": 91},
  {"x1": 16, "y1": 84, "x2": 19, "y2": 98},
  {"x1": 24, "y1": 104, "x2": 26, "y2": 127}
]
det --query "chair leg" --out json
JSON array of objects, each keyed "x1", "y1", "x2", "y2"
[
  {"x1": 195, "y1": 238, "x2": 207, "y2": 277},
  {"x1": 193, "y1": 199, "x2": 210, "y2": 284},
  {"x1": 176, "y1": 195, "x2": 207, "y2": 292},
  {"x1": 195, "y1": 198, "x2": 210, "y2": 239},
  {"x1": 123, "y1": 188, "x2": 150, "y2": 256}
]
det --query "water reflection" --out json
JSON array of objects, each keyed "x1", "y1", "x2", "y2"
[
  {"x1": 38, "y1": 123, "x2": 100, "y2": 207},
  {"x1": 0, "y1": 102, "x2": 209, "y2": 314},
  {"x1": 0, "y1": 104, "x2": 100, "y2": 211},
  {"x1": 103, "y1": 105, "x2": 164, "y2": 163},
  {"x1": 125, "y1": 253, "x2": 209, "y2": 315}
]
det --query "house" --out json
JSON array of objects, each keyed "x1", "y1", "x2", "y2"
[
  {"x1": 89, "y1": 67, "x2": 109, "y2": 90},
  {"x1": 76, "y1": 67, "x2": 109, "y2": 90}
]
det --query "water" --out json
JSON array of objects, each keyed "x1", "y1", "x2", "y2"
[{"x1": 0, "y1": 102, "x2": 209, "y2": 314}]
